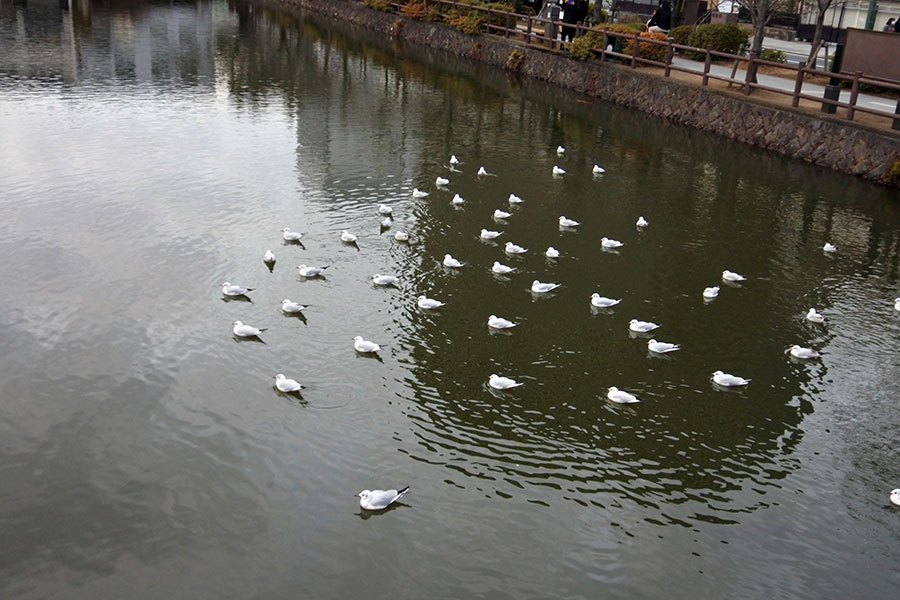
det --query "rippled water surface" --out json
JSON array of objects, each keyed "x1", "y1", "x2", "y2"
[{"x1": 2, "y1": 1, "x2": 899, "y2": 598}]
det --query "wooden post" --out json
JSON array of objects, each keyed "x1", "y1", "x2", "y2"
[
  {"x1": 792, "y1": 61, "x2": 805, "y2": 107},
  {"x1": 847, "y1": 71, "x2": 862, "y2": 121},
  {"x1": 702, "y1": 47, "x2": 711, "y2": 86},
  {"x1": 744, "y1": 52, "x2": 757, "y2": 95},
  {"x1": 526, "y1": 15, "x2": 532, "y2": 46},
  {"x1": 631, "y1": 31, "x2": 638, "y2": 68},
  {"x1": 505, "y1": 10, "x2": 511, "y2": 39},
  {"x1": 665, "y1": 41, "x2": 673, "y2": 77},
  {"x1": 601, "y1": 31, "x2": 608, "y2": 61}
]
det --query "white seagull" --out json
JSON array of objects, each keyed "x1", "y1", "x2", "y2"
[
  {"x1": 352, "y1": 336, "x2": 381, "y2": 353},
  {"x1": 545, "y1": 246, "x2": 560, "y2": 258},
  {"x1": 417, "y1": 295, "x2": 445, "y2": 309},
  {"x1": 281, "y1": 299, "x2": 309, "y2": 314},
  {"x1": 274, "y1": 373, "x2": 304, "y2": 393},
  {"x1": 601, "y1": 237, "x2": 623, "y2": 249},
  {"x1": 488, "y1": 374, "x2": 524, "y2": 390},
  {"x1": 450, "y1": 155, "x2": 460, "y2": 165},
  {"x1": 556, "y1": 145, "x2": 565, "y2": 156},
  {"x1": 607, "y1": 387, "x2": 640, "y2": 404},
  {"x1": 636, "y1": 216, "x2": 649, "y2": 228},
  {"x1": 356, "y1": 486, "x2": 409, "y2": 511},
  {"x1": 493, "y1": 209, "x2": 511, "y2": 220},
  {"x1": 552, "y1": 165, "x2": 566, "y2": 176},
  {"x1": 372, "y1": 274, "x2": 399, "y2": 286},
  {"x1": 492, "y1": 261, "x2": 515, "y2": 274},
  {"x1": 712, "y1": 370, "x2": 750, "y2": 386},
  {"x1": 378, "y1": 204, "x2": 392, "y2": 215},
  {"x1": 703, "y1": 286, "x2": 720, "y2": 299},
  {"x1": 559, "y1": 216, "x2": 580, "y2": 228},
  {"x1": 722, "y1": 270, "x2": 746, "y2": 282},
  {"x1": 647, "y1": 339, "x2": 680, "y2": 353},
  {"x1": 412, "y1": 188, "x2": 429, "y2": 198},
  {"x1": 895, "y1": 297, "x2": 900, "y2": 311},
  {"x1": 629, "y1": 319, "x2": 659, "y2": 333},
  {"x1": 477, "y1": 166, "x2": 488, "y2": 176},
  {"x1": 452, "y1": 194, "x2": 465, "y2": 205},
  {"x1": 221, "y1": 282, "x2": 254, "y2": 297},
  {"x1": 890, "y1": 489, "x2": 900, "y2": 506},
  {"x1": 806, "y1": 308, "x2": 825, "y2": 323},
  {"x1": 788, "y1": 345, "x2": 820, "y2": 359},
  {"x1": 232, "y1": 320, "x2": 266, "y2": 337},
  {"x1": 488, "y1": 315, "x2": 517, "y2": 329},
  {"x1": 263, "y1": 250, "x2": 276, "y2": 264},
  {"x1": 531, "y1": 280, "x2": 560, "y2": 293},
  {"x1": 297, "y1": 264, "x2": 329, "y2": 277},
  {"x1": 823, "y1": 242, "x2": 836, "y2": 253},
  {"x1": 443, "y1": 254, "x2": 464, "y2": 268},
  {"x1": 380, "y1": 217, "x2": 392, "y2": 229},
  {"x1": 394, "y1": 231, "x2": 410, "y2": 242},
  {"x1": 592, "y1": 165, "x2": 606, "y2": 174},
  {"x1": 341, "y1": 230, "x2": 358, "y2": 243},
  {"x1": 590, "y1": 294, "x2": 621, "y2": 308},
  {"x1": 508, "y1": 193, "x2": 523, "y2": 204},
  {"x1": 436, "y1": 176, "x2": 450, "y2": 186},
  {"x1": 282, "y1": 227, "x2": 303, "y2": 242},
  {"x1": 480, "y1": 229, "x2": 502, "y2": 240},
  {"x1": 505, "y1": 242, "x2": 528, "y2": 254}
]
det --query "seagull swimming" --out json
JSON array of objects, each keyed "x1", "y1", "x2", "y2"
[
  {"x1": 378, "y1": 204, "x2": 392, "y2": 215},
  {"x1": 263, "y1": 250, "x2": 276, "y2": 264},
  {"x1": 281, "y1": 299, "x2": 309, "y2": 314},
  {"x1": 274, "y1": 373, "x2": 304, "y2": 393},
  {"x1": 601, "y1": 237, "x2": 623, "y2": 249},
  {"x1": 443, "y1": 254, "x2": 464, "y2": 268},
  {"x1": 417, "y1": 295, "x2": 445, "y2": 309},
  {"x1": 703, "y1": 286, "x2": 720, "y2": 299},
  {"x1": 488, "y1": 315, "x2": 517, "y2": 329},
  {"x1": 282, "y1": 227, "x2": 303, "y2": 242},
  {"x1": 480, "y1": 229, "x2": 502, "y2": 240},
  {"x1": 890, "y1": 489, "x2": 900, "y2": 506},
  {"x1": 492, "y1": 261, "x2": 515, "y2": 274},
  {"x1": 412, "y1": 188, "x2": 429, "y2": 198},
  {"x1": 508, "y1": 193, "x2": 523, "y2": 204},
  {"x1": 394, "y1": 231, "x2": 410, "y2": 242},
  {"x1": 607, "y1": 387, "x2": 639, "y2": 404},
  {"x1": 341, "y1": 230, "x2": 358, "y2": 243},
  {"x1": 505, "y1": 242, "x2": 527, "y2": 254},
  {"x1": 647, "y1": 339, "x2": 680, "y2": 353},
  {"x1": 296, "y1": 264, "x2": 329, "y2": 277},
  {"x1": 477, "y1": 166, "x2": 488, "y2": 176},
  {"x1": 552, "y1": 165, "x2": 566, "y2": 176},
  {"x1": 788, "y1": 345, "x2": 820, "y2": 359},
  {"x1": 545, "y1": 246, "x2": 560, "y2": 258},
  {"x1": 352, "y1": 336, "x2": 381, "y2": 353},
  {"x1": 636, "y1": 216, "x2": 649, "y2": 228},
  {"x1": 592, "y1": 165, "x2": 606, "y2": 174},
  {"x1": 629, "y1": 319, "x2": 659, "y2": 333},
  {"x1": 452, "y1": 194, "x2": 465, "y2": 205},
  {"x1": 232, "y1": 320, "x2": 266, "y2": 337},
  {"x1": 722, "y1": 270, "x2": 746, "y2": 282},
  {"x1": 436, "y1": 176, "x2": 450, "y2": 186},
  {"x1": 356, "y1": 486, "x2": 409, "y2": 511},
  {"x1": 712, "y1": 370, "x2": 750, "y2": 386},
  {"x1": 823, "y1": 242, "x2": 836, "y2": 253},
  {"x1": 380, "y1": 218, "x2": 392, "y2": 230},
  {"x1": 221, "y1": 282, "x2": 254, "y2": 297},
  {"x1": 806, "y1": 308, "x2": 825, "y2": 323},
  {"x1": 488, "y1": 374, "x2": 523, "y2": 389},
  {"x1": 531, "y1": 280, "x2": 560, "y2": 293},
  {"x1": 493, "y1": 209, "x2": 511, "y2": 220},
  {"x1": 449, "y1": 155, "x2": 460, "y2": 165},
  {"x1": 372, "y1": 274, "x2": 399, "y2": 286},
  {"x1": 590, "y1": 294, "x2": 621, "y2": 308},
  {"x1": 556, "y1": 145, "x2": 565, "y2": 156},
  {"x1": 559, "y1": 216, "x2": 580, "y2": 228}
]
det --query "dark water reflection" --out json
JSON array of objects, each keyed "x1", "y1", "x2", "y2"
[{"x1": 1, "y1": 1, "x2": 899, "y2": 598}]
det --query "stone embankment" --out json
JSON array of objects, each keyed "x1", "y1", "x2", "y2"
[{"x1": 265, "y1": 0, "x2": 898, "y2": 187}]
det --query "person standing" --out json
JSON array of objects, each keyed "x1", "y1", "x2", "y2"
[
  {"x1": 645, "y1": 0, "x2": 672, "y2": 34},
  {"x1": 560, "y1": 0, "x2": 588, "y2": 43},
  {"x1": 884, "y1": 18, "x2": 896, "y2": 31}
]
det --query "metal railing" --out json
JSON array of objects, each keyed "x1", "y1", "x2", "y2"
[{"x1": 375, "y1": 0, "x2": 900, "y2": 128}]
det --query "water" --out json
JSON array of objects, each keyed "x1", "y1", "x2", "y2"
[{"x1": 1, "y1": 1, "x2": 899, "y2": 597}]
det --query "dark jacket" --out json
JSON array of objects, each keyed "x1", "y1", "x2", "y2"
[
  {"x1": 647, "y1": 5, "x2": 672, "y2": 31},
  {"x1": 561, "y1": 0, "x2": 588, "y2": 25}
]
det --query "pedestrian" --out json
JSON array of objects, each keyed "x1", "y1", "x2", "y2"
[
  {"x1": 645, "y1": 0, "x2": 672, "y2": 35},
  {"x1": 884, "y1": 18, "x2": 895, "y2": 32},
  {"x1": 895, "y1": 17, "x2": 900, "y2": 33},
  {"x1": 560, "y1": 0, "x2": 588, "y2": 43}
]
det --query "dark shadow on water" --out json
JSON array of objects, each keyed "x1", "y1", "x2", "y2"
[
  {"x1": 233, "y1": 335, "x2": 266, "y2": 344},
  {"x1": 222, "y1": 295, "x2": 252, "y2": 304},
  {"x1": 355, "y1": 502, "x2": 408, "y2": 520}
]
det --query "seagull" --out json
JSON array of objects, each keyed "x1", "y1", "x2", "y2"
[
  {"x1": 341, "y1": 230, "x2": 358, "y2": 243},
  {"x1": 412, "y1": 188, "x2": 429, "y2": 198},
  {"x1": 636, "y1": 216, "x2": 649, "y2": 228},
  {"x1": 452, "y1": 194, "x2": 465, "y2": 205},
  {"x1": 488, "y1": 374, "x2": 523, "y2": 389},
  {"x1": 232, "y1": 320, "x2": 266, "y2": 337},
  {"x1": 629, "y1": 319, "x2": 659, "y2": 333},
  {"x1": 263, "y1": 250, "x2": 276, "y2": 264},
  {"x1": 590, "y1": 294, "x2": 621, "y2": 308},
  {"x1": 559, "y1": 216, "x2": 580, "y2": 228},
  {"x1": 488, "y1": 315, "x2": 517, "y2": 329},
  {"x1": 477, "y1": 166, "x2": 488, "y2": 176},
  {"x1": 890, "y1": 489, "x2": 900, "y2": 506},
  {"x1": 436, "y1": 176, "x2": 449, "y2": 186},
  {"x1": 647, "y1": 339, "x2": 680, "y2": 353},
  {"x1": 545, "y1": 246, "x2": 560, "y2": 258},
  {"x1": 221, "y1": 282, "x2": 254, "y2": 297},
  {"x1": 895, "y1": 297, "x2": 900, "y2": 311},
  {"x1": 443, "y1": 254, "x2": 464, "y2": 268},
  {"x1": 592, "y1": 165, "x2": 606, "y2": 174},
  {"x1": 281, "y1": 299, "x2": 309, "y2": 314},
  {"x1": 703, "y1": 286, "x2": 720, "y2": 299},
  {"x1": 493, "y1": 209, "x2": 511, "y2": 220},
  {"x1": 380, "y1": 218, "x2": 392, "y2": 230},
  {"x1": 480, "y1": 229, "x2": 502, "y2": 240},
  {"x1": 556, "y1": 145, "x2": 565, "y2": 156},
  {"x1": 552, "y1": 165, "x2": 566, "y2": 176},
  {"x1": 352, "y1": 336, "x2": 381, "y2": 353},
  {"x1": 417, "y1": 295, "x2": 444, "y2": 309},
  {"x1": 282, "y1": 227, "x2": 303, "y2": 242},
  {"x1": 722, "y1": 270, "x2": 746, "y2": 282},
  {"x1": 356, "y1": 486, "x2": 409, "y2": 511},
  {"x1": 372, "y1": 274, "x2": 399, "y2": 286},
  {"x1": 394, "y1": 231, "x2": 410, "y2": 242},
  {"x1": 378, "y1": 204, "x2": 392, "y2": 215},
  {"x1": 274, "y1": 373, "x2": 304, "y2": 393},
  {"x1": 787, "y1": 345, "x2": 820, "y2": 359},
  {"x1": 505, "y1": 242, "x2": 527, "y2": 254},
  {"x1": 531, "y1": 280, "x2": 560, "y2": 293},
  {"x1": 806, "y1": 308, "x2": 825, "y2": 323},
  {"x1": 449, "y1": 155, "x2": 460, "y2": 165},
  {"x1": 508, "y1": 193, "x2": 523, "y2": 204},
  {"x1": 297, "y1": 264, "x2": 329, "y2": 277},
  {"x1": 601, "y1": 237, "x2": 623, "y2": 249},
  {"x1": 492, "y1": 261, "x2": 515, "y2": 274},
  {"x1": 712, "y1": 370, "x2": 750, "y2": 386},
  {"x1": 823, "y1": 242, "x2": 837, "y2": 253},
  {"x1": 607, "y1": 387, "x2": 639, "y2": 404}
]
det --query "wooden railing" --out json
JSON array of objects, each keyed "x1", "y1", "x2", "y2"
[{"x1": 375, "y1": 0, "x2": 900, "y2": 129}]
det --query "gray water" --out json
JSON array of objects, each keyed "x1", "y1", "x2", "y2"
[{"x1": 1, "y1": 1, "x2": 899, "y2": 598}]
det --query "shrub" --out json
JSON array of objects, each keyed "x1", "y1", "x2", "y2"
[
  {"x1": 446, "y1": 10, "x2": 487, "y2": 35},
  {"x1": 621, "y1": 31, "x2": 669, "y2": 63},
  {"x1": 364, "y1": 0, "x2": 394, "y2": 12},
  {"x1": 566, "y1": 31, "x2": 605, "y2": 61},
  {"x1": 401, "y1": 1, "x2": 426, "y2": 19},
  {"x1": 760, "y1": 48, "x2": 787, "y2": 63},
  {"x1": 670, "y1": 25, "x2": 693, "y2": 46},
  {"x1": 685, "y1": 23, "x2": 748, "y2": 59}
]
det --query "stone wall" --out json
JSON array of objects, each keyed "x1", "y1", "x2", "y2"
[{"x1": 263, "y1": 0, "x2": 899, "y2": 186}]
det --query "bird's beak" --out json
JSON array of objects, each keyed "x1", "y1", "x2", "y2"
[{"x1": 354, "y1": 494, "x2": 360, "y2": 497}]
